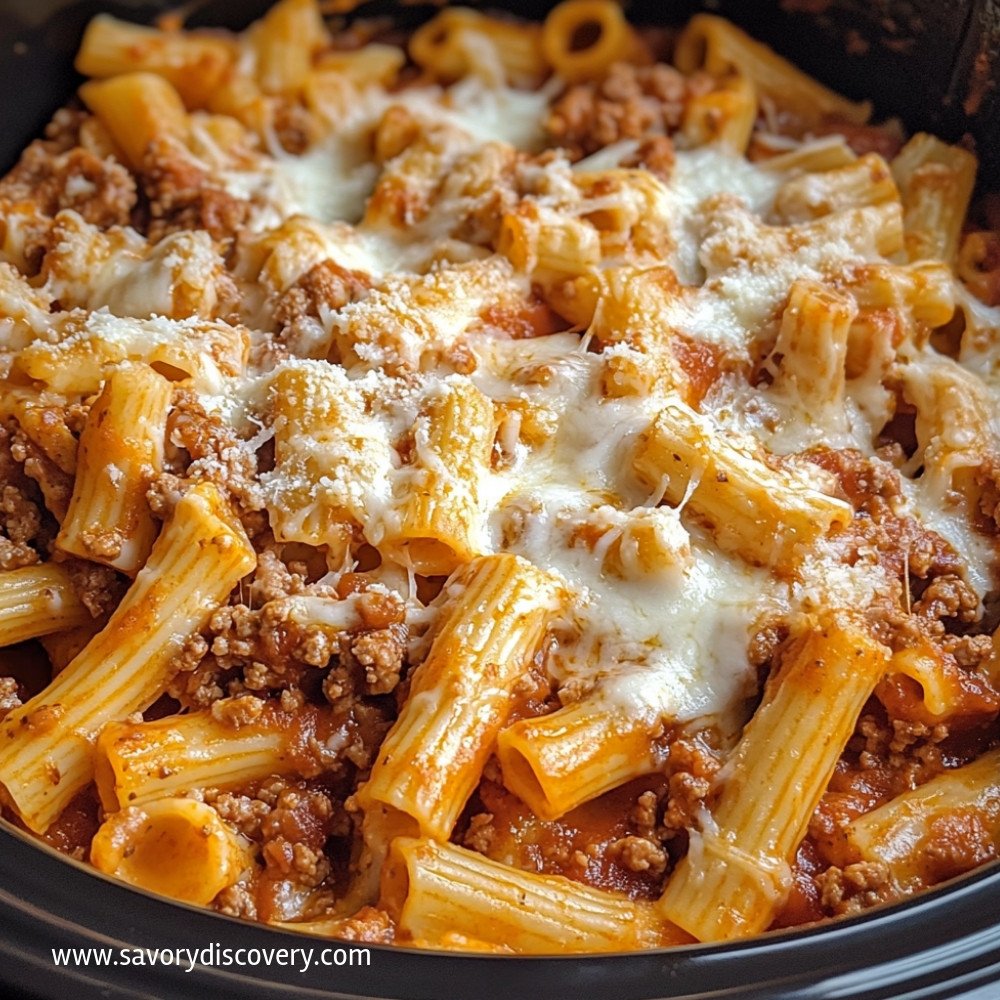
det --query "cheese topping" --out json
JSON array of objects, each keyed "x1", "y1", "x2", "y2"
[
  {"x1": 147, "y1": 80, "x2": 1000, "y2": 734},
  {"x1": 15, "y1": 55, "x2": 1000, "y2": 745}
]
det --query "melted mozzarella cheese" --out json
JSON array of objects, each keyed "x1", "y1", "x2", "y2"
[
  {"x1": 668, "y1": 147, "x2": 784, "y2": 284},
  {"x1": 510, "y1": 492, "x2": 770, "y2": 728},
  {"x1": 425, "y1": 77, "x2": 551, "y2": 151},
  {"x1": 901, "y1": 480, "x2": 997, "y2": 599},
  {"x1": 178, "y1": 70, "x2": 997, "y2": 738},
  {"x1": 211, "y1": 78, "x2": 550, "y2": 230},
  {"x1": 273, "y1": 136, "x2": 381, "y2": 226},
  {"x1": 470, "y1": 336, "x2": 784, "y2": 732}
]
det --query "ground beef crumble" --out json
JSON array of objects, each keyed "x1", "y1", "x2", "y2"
[
  {"x1": 0, "y1": 677, "x2": 22, "y2": 718},
  {"x1": 913, "y1": 573, "x2": 980, "y2": 626},
  {"x1": 629, "y1": 789, "x2": 660, "y2": 840},
  {"x1": 608, "y1": 835, "x2": 668, "y2": 875},
  {"x1": 8, "y1": 423, "x2": 74, "y2": 524},
  {"x1": 659, "y1": 735, "x2": 722, "y2": 844},
  {"x1": 254, "y1": 545, "x2": 317, "y2": 602},
  {"x1": 140, "y1": 139, "x2": 250, "y2": 243},
  {"x1": 0, "y1": 423, "x2": 51, "y2": 569},
  {"x1": 805, "y1": 447, "x2": 966, "y2": 586},
  {"x1": 331, "y1": 624, "x2": 408, "y2": 698},
  {"x1": 210, "y1": 692, "x2": 266, "y2": 728},
  {"x1": 204, "y1": 777, "x2": 351, "y2": 923},
  {"x1": 975, "y1": 457, "x2": 1000, "y2": 532},
  {"x1": 620, "y1": 135, "x2": 677, "y2": 180},
  {"x1": 164, "y1": 556, "x2": 406, "y2": 805},
  {"x1": 0, "y1": 109, "x2": 137, "y2": 273},
  {"x1": 326, "y1": 906, "x2": 395, "y2": 944},
  {"x1": 61, "y1": 558, "x2": 127, "y2": 619},
  {"x1": 163, "y1": 390, "x2": 264, "y2": 516},
  {"x1": 863, "y1": 706, "x2": 966, "y2": 767},
  {"x1": 0, "y1": 126, "x2": 136, "y2": 229},
  {"x1": 461, "y1": 775, "x2": 672, "y2": 900},
  {"x1": 274, "y1": 259, "x2": 371, "y2": 347},
  {"x1": 162, "y1": 543, "x2": 332, "y2": 709},
  {"x1": 816, "y1": 860, "x2": 894, "y2": 916},
  {"x1": 547, "y1": 62, "x2": 714, "y2": 159},
  {"x1": 215, "y1": 881, "x2": 258, "y2": 920}
]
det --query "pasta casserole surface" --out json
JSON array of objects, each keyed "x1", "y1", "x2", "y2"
[{"x1": 0, "y1": 0, "x2": 999, "y2": 953}]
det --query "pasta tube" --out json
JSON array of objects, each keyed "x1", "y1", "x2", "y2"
[
  {"x1": 13, "y1": 313, "x2": 248, "y2": 395},
  {"x1": 381, "y1": 837, "x2": 685, "y2": 953},
  {"x1": 79, "y1": 72, "x2": 189, "y2": 170},
  {"x1": 848, "y1": 747, "x2": 1000, "y2": 888},
  {"x1": 359, "y1": 554, "x2": 563, "y2": 841},
  {"x1": 769, "y1": 279, "x2": 856, "y2": 416},
  {"x1": 658, "y1": 614, "x2": 889, "y2": 941},
  {"x1": 892, "y1": 134, "x2": 977, "y2": 263},
  {"x1": 681, "y1": 75, "x2": 757, "y2": 152},
  {"x1": 774, "y1": 154, "x2": 900, "y2": 223},
  {"x1": 264, "y1": 362, "x2": 393, "y2": 563},
  {"x1": 674, "y1": 15, "x2": 871, "y2": 126},
  {"x1": 0, "y1": 564, "x2": 91, "y2": 648},
  {"x1": 497, "y1": 697, "x2": 661, "y2": 820},
  {"x1": 91, "y1": 797, "x2": 251, "y2": 906},
  {"x1": 75, "y1": 14, "x2": 234, "y2": 108},
  {"x1": 633, "y1": 400, "x2": 853, "y2": 570},
  {"x1": 379, "y1": 378, "x2": 496, "y2": 575},
  {"x1": 541, "y1": 0, "x2": 639, "y2": 83},
  {"x1": 410, "y1": 9, "x2": 545, "y2": 87},
  {"x1": 253, "y1": 0, "x2": 329, "y2": 96},
  {"x1": 57, "y1": 364, "x2": 172, "y2": 575},
  {"x1": 0, "y1": 483, "x2": 255, "y2": 832},
  {"x1": 95, "y1": 703, "x2": 330, "y2": 810}
]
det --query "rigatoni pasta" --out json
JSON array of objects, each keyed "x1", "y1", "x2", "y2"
[
  {"x1": 541, "y1": 0, "x2": 640, "y2": 84},
  {"x1": 78, "y1": 72, "x2": 189, "y2": 170},
  {"x1": 75, "y1": 14, "x2": 234, "y2": 108},
  {"x1": 380, "y1": 837, "x2": 686, "y2": 953},
  {"x1": 848, "y1": 747, "x2": 1000, "y2": 888},
  {"x1": 410, "y1": 8, "x2": 545, "y2": 88},
  {"x1": 90, "y1": 797, "x2": 252, "y2": 905},
  {"x1": 892, "y1": 133, "x2": 977, "y2": 263},
  {"x1": 633, "y1": 399, "x2": 853, "y2": 571},
  {"x1": 0, "y1": 483, "x2": 255, "y2": 832},
  {"x1": 56, "y1": 364, "x2": 171, "y2": 575},
  {"x1": 0, "y1": 565, "x2": 92, "y2": 647},
  {"x1": 497, "y1": 696, "x2": 661, "y2": 820},
  {"x1": 773, "y1": 154, "x2": 899, "y2": 223},
  {"x1": 359, "y1": 554, "x2": 563, "y2": 841},
  {"x1": 673, "y1": 14, "x2": 872, "y2": 126},
  {"x1": 768, "y1": 279, "x2": 856, "y2": 421},
  {"x1": 378, "y1": 378, "x2": 496, "y2": 575},
  {"x1": 94, "y1": 701, "x2": 334, "y2": 810},
  {"x1": 681, "y1": 74, "x2": 757, "y2": 152},
  {"x1": 253, "y1": 0, "x2": 330, "y2": 97},
  {"x1": 658, "y1": 614, "x2": 889, "y2": 941}
]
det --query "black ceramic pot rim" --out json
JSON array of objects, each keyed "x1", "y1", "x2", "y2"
[{"x1": 1, "y1": 817, "x2": 999, "y2": 1000}]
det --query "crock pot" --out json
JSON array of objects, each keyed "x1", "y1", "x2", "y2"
[{"x1": 2, "y1": 2, "x2": 1000, "y2": 997}]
